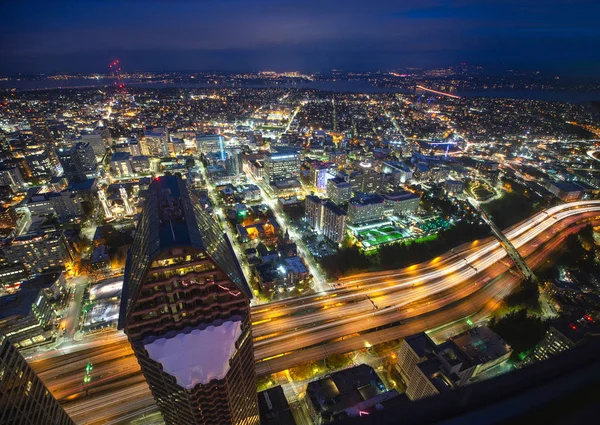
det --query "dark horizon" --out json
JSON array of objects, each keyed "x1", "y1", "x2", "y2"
[{"x1": 1, "y1": 0, "x2": 599, "y2": 78}]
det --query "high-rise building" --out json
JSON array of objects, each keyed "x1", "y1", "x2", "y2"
[
  {"x1": 226, "y1": 150, "x2": 243, "y2": 177},
  {"x1": 1, "y1": 231, "x2": 73, "y2": 273},
  {"x1": 0, "y1": 332, "x2": 76, "y2": 425},
  {"x1": 305, "y1": 196, "x2": 347, "y2": 244},
  {"x1": 0, "y1": 165, "x2": 25, "y2": 188},
  {"x1": 326, "y1": 177, "x2": 353, "y2": 205},
  {"x1": 119, "y1": 175, "x2": 259, "y2": 425},
  {"x1": 56, "y1": 142, "x2": 97, "y2": 182},
  {"x1": 264, "y1": 148, "x2": 300, "y2": 183},
  {"x1": 308, "y1": 162, "x2": 331, "y2": 190}
]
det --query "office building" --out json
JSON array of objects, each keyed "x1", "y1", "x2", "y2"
[
  {"x1": 26, "y1": 151, "x2": 54, "y2": 181},
  {"x1": 226, "y1": 150, "x2": 243, "y2": 177},
  {"x1": 383, "y1": 191, "x2": 420, "y2": 216},
  {"x1": 545, "y1": 181, "x2": 585, "y2": 202},
  {"x1": 444, "y1": 180, "x2": 464, "y2": 195},
  {"x1": 397, "y1": 327, "x2": 512, "y2": 401},
  {"x1": 329, "y1": 150, "x2": 347, "y2": 167},
  {"x1": 131, "y1": 155, "x2": 150, "y2": 174},
  {"x1": 347, "y1": 193, "x2": 386, "y2": 225},
  {"x1": 26, "y1": 191, "x2": 83, "y2": 221},
  {"x1": 56, "y1": 142, "x2": 97, "y2": 182},
  {"x1": 196, "y1": 133, "x2": 223, "y2": 155},
  {"x1": 1, "y1": 231, "x2": 73, "y2": 273},
  {"x1": 0, "y1": 165, "x2": 25, "y2": 188},
  {"x1": 531, "y1": 316, "x2": 600, "y2": 362},
  {"x1": 0, "y1": 272, "x2": 69, "y2": 348},
  {"x1": 264, "y1": 148, "x2": 300, "y2": 182},
  {"x1": 0, "y1": 332, "x2": 76, "y2": 425},
  {"x1": 141, "y1": 127, "x2": 169, "y2": 157},
  {"x1": 346, "y1": 169, "x2": 382, "y2": 194},
  {"x1": 397, "y1": 332, "x2": 437, "y2": 386},
  {"x1": 326, "y1": 177, "x2": 353, "y2": 205},
  {"x1": 305, "y1": 196, "x2": 348, "y2": 244},
  {"x1": 382, "y1": 161, "x2": 413, "y2": 184},
  {"x1": 119, "y1": 175, "x2": 259, "y2": 425}
]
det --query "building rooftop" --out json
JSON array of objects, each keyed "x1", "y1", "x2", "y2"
[
  {"x1": 349, "y1": 193, "x2": 385, "y2": 207},
  {"x1": 323, "y1": 200, "x2": 347, "y2": 216},
  {"x1": 110, "y1": 151, "x2": 131, "y2": 161},
  {"x1": 144, "y1": 319, "x2": 242, "y2": 389},
  {"x1": 384, "y1": 191, "x2": 420, "y2": 202},
  {"x1": 307, "y1": 364, "x2": 386, "y2": 418},
  {"x1": 449, "y1": 326, "x2": 511, "y2": 365},
  {"x1": 0, "y1": 272, "x2": 62, "y2": 320},
  {"x1": 258, "y1": 386, "x2": 297, "y2": 425},
  {"x1": 404, "y1": 332, "x2": 437, "y2": 358},
  {"x1": 328, "y1": 177, "x2": 352, "y2": 187}
]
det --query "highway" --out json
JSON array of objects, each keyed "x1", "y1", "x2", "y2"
[{"x1": 25, "y1": 200, "x2": 600, "y2": 424}]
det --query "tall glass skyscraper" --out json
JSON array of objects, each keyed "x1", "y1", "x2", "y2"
[
  {"x1": 119, "y1": 175, "x2": 259, "y2": 425},
  {"x1": 0, "y1": 333, "x2": 75, "y2": 425}
]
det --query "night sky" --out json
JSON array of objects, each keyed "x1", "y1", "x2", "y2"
[{"x1": 1, "y1": 0, "x2": 599, "y2": 76}]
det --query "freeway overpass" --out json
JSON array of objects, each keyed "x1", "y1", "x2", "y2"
[
  {"x1": 27, "y1": 200, "x2": 600, "y2": 424},
  {"x1": 469, "y1": 197, "x2": 536, "y2": 281}
]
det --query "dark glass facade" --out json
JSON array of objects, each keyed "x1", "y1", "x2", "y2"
[
  {"x1": 120, "y1": 175, "x2": 259, "y2": 425},
  {"x1": 0, "y1": 333, "x2": 75, "y2": 425}
]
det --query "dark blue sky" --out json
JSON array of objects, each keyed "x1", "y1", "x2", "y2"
[{"x1": 1, "y1": 0, "x2": 599, "y2": 76}]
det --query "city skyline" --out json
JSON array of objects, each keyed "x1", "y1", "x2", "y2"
[
  {"x1": 1, "y1": 3, "x2": 600, "y2": 421},
  {"x1": 1, "y1": 1, "x2": 599, "y2": 77}
]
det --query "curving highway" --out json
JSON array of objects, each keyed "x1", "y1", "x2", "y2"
[{"x1": 26, "y1": 200, "x2": 600, "y2": 424}]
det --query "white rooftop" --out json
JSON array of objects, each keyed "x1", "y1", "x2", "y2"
[{"x1": 144, "y1": 319, "x2": 242, "y2": 389}]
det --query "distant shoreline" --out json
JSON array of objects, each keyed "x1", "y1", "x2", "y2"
[{"x1": 1, "y1": 78, "x2": 597, "y2": 103}]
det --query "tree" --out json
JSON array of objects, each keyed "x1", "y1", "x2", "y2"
[
  {"x1": 489, "y1": 309, "x2": 548, "y2": 359},
  {"x1": 505, "y1": 277, "x2": 540, "y2": 311},
  {"x1": 325, "y1": 353, "x2": 352, "y2": 370}
]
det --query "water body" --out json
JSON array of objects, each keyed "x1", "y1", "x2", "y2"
[{"x1": 1, "y1": 78, "x2": 598, "y2": 103}]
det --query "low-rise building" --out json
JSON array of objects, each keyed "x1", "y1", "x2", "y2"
[
  {"x1": 306, "y1": 364, "x2": 397, "y2": 424},
  {"x1": 444, "y1": 180, "x2": 465, "y2": 195},
  {"x1": 545, "y1": 181, "x2": 585, "y2": 202},
  {"x1": 110, "y1": 151, "x2": 134, "y2": 177}
]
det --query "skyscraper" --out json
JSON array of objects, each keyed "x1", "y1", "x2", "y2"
[
  {"x1": 119, "y1": 175, "x2": 259, "y2": 425},
  {"x1": 56, "y1": 142, "x2": 97, "y2": 183},
  {"x1": 0, "y1": 332, "x2": 76, "y2": 425}
]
